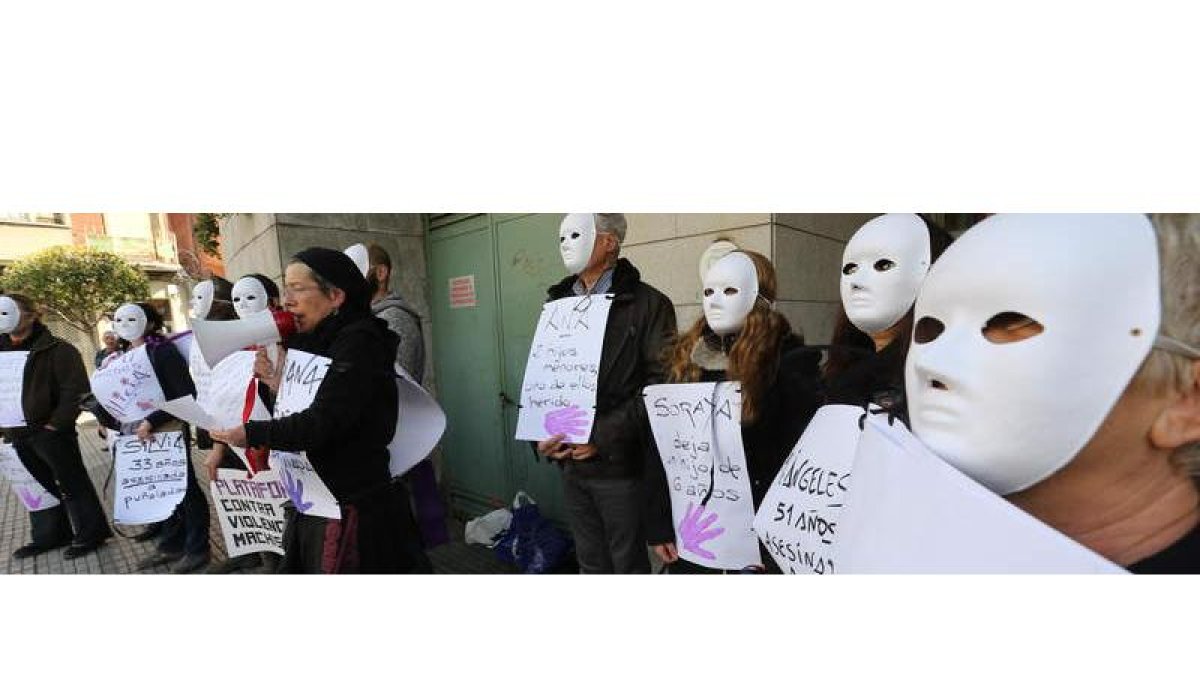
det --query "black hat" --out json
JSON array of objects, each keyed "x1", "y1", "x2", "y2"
[{"x1": 292, "y1": 247, "x2": 370, "y2": 312}]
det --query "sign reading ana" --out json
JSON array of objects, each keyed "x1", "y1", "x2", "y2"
[
  {"x1": 0, "y1": 352, "x2": 29, "y2": 427},
  {"x1": 0, "y1": 441, "x2": 60, "y2": 512},
  {"x1": 643, "y1": 382, "x2": 760, "y2": 570},
  {"x1": 113, "y1": 431, "x2": 187, "y2": 525},
  {"x1": 269, "y1": 349, "x2": 340, "y2": 519},
  {"x1": 515, "y1": 295, "x2": 613, "y2": 444},
  {"x1": 210, "y1": 468, "x2": 287, "y2": 556}
]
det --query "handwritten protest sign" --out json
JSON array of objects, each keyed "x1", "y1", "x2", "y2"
[
  {"x1": 0, "y1": 352, "x2": 29, "y2": 427},
  {"x1": 831, "y1": 417, "x2": 1125, "y2": 573},
  {"x1": 752, "y1": 405, "x2": 861, "y2": 574},
  {"x1": 197, "y1": 351, "x2": 256, "y2": 430},
  {"x1": 389, "y1": 365, "x2": 446, "y2": 477},
  {"x1": 643, "y1": 382, "x2": 760, "y2": 570},
  {"x1": 188, "y1": 338, "x2": 213, "y2": 405},
  {"x1": 90, "y1": 345, "x2": 166, "y2": 424},
  {"x1": 210, "y1": 468, "x2": 287, "y2": 556},
  {"x1": 0, "y1": 441, "x2": 60, "y2": 512},
  {"x1": 113, "y1": 431, "x2": 187, "y2": 525},
  {"x1": 268, "y1": 349, "x2": 340, "y2": 519},
  {"x1": 515, "y1": 295, "x2": 613, "y2": 444}
]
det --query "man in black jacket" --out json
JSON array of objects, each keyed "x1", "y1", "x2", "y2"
[
  {"x1": 0, "y1": 293, "x2": 112, "y2": 559},
  {"x1": 537, "y1": 214, "x2": 677, "y2": 573}
]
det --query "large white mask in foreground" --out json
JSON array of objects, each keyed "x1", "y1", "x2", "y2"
[
  {"x1": 840, "y1": 213, "x2": 932, "y2": 335},
  {"x1": 113, "y1": 303, "x2": 150, "y2": 342},
  {"x1": 703, "y1": 252, "x2": 759, "y2": 336},
  {"x1": 559, "y1": 213, "x2": 597, "y2": 275},
  {"x1": 905, "y1": 214, "x2": 1159, "y2": 495}
]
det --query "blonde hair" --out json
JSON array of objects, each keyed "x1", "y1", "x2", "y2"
[{"x1": 1132, "y1": 215, "x2": 1200, "y2": 473}]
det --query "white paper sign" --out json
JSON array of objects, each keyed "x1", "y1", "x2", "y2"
[
  {"x1": 198, "y1": 351, "x2": 256, "y2": 430},
  {"x1": 113, "y1": 431, "x2": 188, "y2": 525},
  {"x1": 0, "y1": 352, "x2": 30, "y2": 427},
  {"x1": 643, "y1": 382, "x2": 761, "y2": 570},
  {"x1": 210, "y1": 468, "x2": 287, "y2": 556},
  {"x1": 188, "y1": 337, "x2": 212, "y2": 406},
  {"x1": 0, "y1": 441, "x2": 60, "y2": 511},
  {"x1": 753, "y1": 405, "x2": 861, "y2": 575},
  {"x1": 388, "y1": 365, "x2": 446, "y2": 477},
  {"x1": 832, "y1": 418, "x2": 1126, "y2": 574},
  {"x1": 269, "y1": 348, "x2": 340, "y2": 519},
  {"x1": 515, "y1": 295, "x2": 614, "y2": 443},
  {"x1": 90, "y1": 345, "x2": 167, "y2": 423}
]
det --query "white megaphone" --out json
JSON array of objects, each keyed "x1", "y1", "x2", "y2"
[
  {"x1": 344, "y1": 243, "x2": 370, "y2": 277},
  {"x1": 190, "y1": 309, "x2": 297, "y2": 369}
]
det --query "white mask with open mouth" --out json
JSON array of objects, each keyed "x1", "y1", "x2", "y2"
[
  {"x1": 232, "y1": 277, "x2": 270, "y2": 318},
  {"x1": 559, "y1": 213, "x2": 597, "y2": 275},
  {"x1": 905, "y1": 214, "x2": 1160, "y2": 495},
  {"x1": 702, "y1": 252, "x2": 759, "y2": 336},
  {"x1": 190, "y1": 280, "x2": 214, "y2": 320},
  {"x1": 0, "y1": 296, "x2": 20, "y2": 334},
  {"x1": 840, "y1": 214, "x2": 932, "y2": 336},
  {"x1": 113, "y1": 303, "x2": 150, "y2": 342}
]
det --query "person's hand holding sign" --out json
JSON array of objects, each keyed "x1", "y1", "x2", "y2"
[
  {"x1": 211, "y1": 426, "x2": 248, "y2": 449},
  {"x1": 537, "y1": 434, "x2": 573, "y2": 461}
]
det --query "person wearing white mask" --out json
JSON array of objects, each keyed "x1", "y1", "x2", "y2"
[
  {"x1": 643, "y1": 250, "x2": 822, "y2": 573},
  {"x1": 0, "y1": 293, "x2": 112, "y2": 560},
  {"x1": 100, "y1": 302, "x2": 213, "y2": 573},
  {"x1": 822, "y1": 214, "x2": 953, "y2": 422},
  {"x1": 535, "y1": 214, "x2": 677, "y2": 574},
  {"x1": 231, "y1": 273, "x2": 280, "y2": 319},
  {"x1": 906, "y1": 214, "x2": 1200, "y2": 572}
]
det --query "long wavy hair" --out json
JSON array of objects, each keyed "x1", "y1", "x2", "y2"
[{"x1": 666, "y1": 250, "x2": 795, "y2": 424}]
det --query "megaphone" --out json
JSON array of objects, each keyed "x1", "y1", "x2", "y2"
[{"x1": 191, "y1": 309, "x2": 297, "y2": 369}]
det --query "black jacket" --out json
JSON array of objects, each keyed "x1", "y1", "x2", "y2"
[
  {"x1": 245, "y1": 309, "x2": 400, "y2": 502},
  {"x1": 644, "y1": 333, "x2": 823, "y2": 563},
  {"x1": 823, "y1": 338, "x2": 908, "y2": 423},
  {"x1": 0, "y1": 322, "x2": 88, "y2": 439},
  {"x1": 544, "y1": 258, "x2": 677, "y2": 480}
]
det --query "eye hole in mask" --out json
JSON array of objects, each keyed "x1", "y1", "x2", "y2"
[
  {"x1": 914, "y1": 316, "x2": 945, "y2": 344},
  {"x1": 842, "y1": 262, "x2": 858, "y2": 275},
  {"x1": 703, "y1": 288, "x2": 715, "y2": 297},
  {"x1": 982, "y1": 312, "x2": 1044, "y2": 344},
  {"x1": 874, "y1": 258, "x2": 896, "y2": 272},
  {"x1": 723, "y1": 287, "x2": 739, "y2": 296}
]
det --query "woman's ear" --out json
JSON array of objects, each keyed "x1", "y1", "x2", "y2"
[
  {"x1": 330, "y1": 287, "x2": 347, "y2": 309},
  {"x1": 1149, "y1": 360, "x2": 1200, "y2": 451}
]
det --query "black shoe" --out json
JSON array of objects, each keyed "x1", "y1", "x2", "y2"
[
  {"x1": 63, "y1": 540, "x2": 107, "y2": 560},
  {"x1": 135, "y1": 550, "x2": 184, "y2": 570},
  {"x1": 170, "y1": 552, "x2": 210, "y2": 574},
  {"x1": 12, "y1": 541, "x2": 69, "y2": 560}
]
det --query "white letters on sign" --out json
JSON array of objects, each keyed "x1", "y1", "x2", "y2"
[
  {"x1": 515, "y1": 295, "x2": 613, "y2": 444},
  {"x1": 643, "y1": 382, "x2": 760, "y2": 570}
]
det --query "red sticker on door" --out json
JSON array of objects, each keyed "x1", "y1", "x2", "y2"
[{"x1": 449, "y1": 275, "x2": 477, "y2": 308}]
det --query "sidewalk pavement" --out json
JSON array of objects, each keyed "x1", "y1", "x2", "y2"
[{"x1": 1, "y1": 420, "x2": 515, "y2": 574}]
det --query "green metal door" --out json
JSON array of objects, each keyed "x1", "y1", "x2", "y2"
[
  {"x1": 494, "y1": 214, "x2": 570, "y2": 521},
  {"x1": 427, "y1": 215, "x2": 510, "y2": 517}
]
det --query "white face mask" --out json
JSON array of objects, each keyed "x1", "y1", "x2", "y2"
[
  {"x1": 113, "y1": 303, "x2": 149, "y2": 342},
  {"x1": 232, "y1": 277, "x2": 270, "y2": 318},
  {"x1": 703, "y1": 252, "x2": 759, "y2": 336},
  {"x1": 905, "y1": 214, "x2": 1160, "y2": 495},
  {"x1": 190, "y1": 281, "x2": 214, "y2": 319},
  {"x1": 559, "y1": 213, "x2": 597, "y2": 275},
  {"x1": 841, "y1": 214, "x2": 932, "y2": 336},
  {"x1": 344, "y1": 244, "x2": 370, "y2": 277},
  {"x1": 0, "y1": 296, "x2": 20, "y2": 334}
]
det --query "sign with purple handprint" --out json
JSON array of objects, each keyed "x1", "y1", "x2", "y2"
[
  {"x1": 643, "y1": 382, "x2": 760, "y2": 570},
  {"x1": 267, "y1": 451, "x2": 340, "y2": 519},
  {"x1": 515, "y1": 295, "x2": 613, "y2": 444},
  {"x1": 0, "y1": 352, "x2": 29, "y2": 427},
  {"x1": 113, "y1": 431, "x2": 187, "y2": 524},
  {"x1": 0, "y1": 441, "x2": 60, "y2": 512},
  {"x1": 210, "y1": 468, "x2": 287, "y2": 556},
  {"x1": 89, "y1": 345, "x2": 167, "y2": 424}
]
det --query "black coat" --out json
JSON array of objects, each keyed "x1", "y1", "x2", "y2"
[
  {"x1": 0, "y1": 322, "x2": 89, "y2": 438},
  {"x1": 823, "y1": 338, "x2": 909, "y2": 423},
  {"x1": 245, "y1": 309, "x2": 400, "y2": 502},
  {"x1": 544, "y1": 258, "x2": 677, "y2": 480},
  {"x1": 643, "y1": 333, "x2": 823, "y2": 567}
]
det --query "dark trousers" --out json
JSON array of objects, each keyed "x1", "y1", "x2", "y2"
[
  {"x1": 157, "y1": 441, "x2": 210, "y2": 556},
  {"x1": 12, "y1": 428, "x2": 112, "y2": 546},
  {"x1": 562, "y1": 470, "x2": 650, "y2": 574}
]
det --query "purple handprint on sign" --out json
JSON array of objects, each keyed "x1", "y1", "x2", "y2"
[
  {"x1": 543, "y1": 405, "x2": 589, "y2": 440},
  {"x1": 678, "y1": 502, "x2": 724, "y2": 560},
  {"x1": 17, "y1": 487, "x2": 42, "y2": 510},
  {"x1": 280, "y1": 467, "x2": 314, "y2": 513}
]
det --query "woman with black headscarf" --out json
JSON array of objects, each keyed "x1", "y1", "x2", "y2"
[{"x1": 212, "y1": 248, "x2": 430, "y2": 573}]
